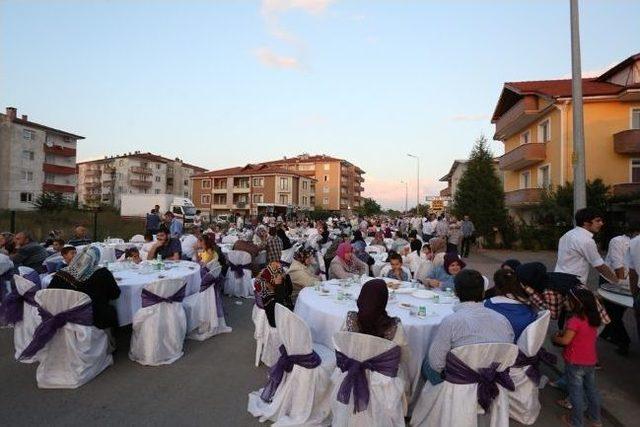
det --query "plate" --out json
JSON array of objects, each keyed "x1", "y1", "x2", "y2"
[
  {"x1": 393, "y1": 287, "x2": 415, "y2": 294},
  {"x1": 412, "y1": 290, "x2": 437, "y2": 299},
  {"x1": 397, "y1": 302, "x2": 413, "y2": 310}
]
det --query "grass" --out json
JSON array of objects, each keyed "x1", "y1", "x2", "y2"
[{"x1": 0, "y1": 208, "x2": 145, "y2": 242}]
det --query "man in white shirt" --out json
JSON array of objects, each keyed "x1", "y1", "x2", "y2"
[
  {"x1": 423, "y1": 213, "x2": 437, "y2": 241},
  {"x1": 554, "y1": 208, "x2": 617, "y2": 285}
]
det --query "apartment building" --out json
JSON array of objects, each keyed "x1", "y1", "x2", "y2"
[
  {"x1": 0, "y1": 107, "x2": 84, "y2": 210},
  {"x1": 438, "y1": 159, "x2": 502, "y2": 199},
  {"x1": 260, "y1": 154, "x2": 365, "y2": 212},
  {"x1": 77, "y1": 152, "x2": 206, "y2": 208},
  {"x1": 191, "y1": 164, "x2": 316, "y2": 217},
  {"x1": 492, "y1": 52, "x2": 640, "y2": 220}
]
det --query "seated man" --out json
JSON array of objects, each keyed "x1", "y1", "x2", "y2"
[
  {"x1": 60, "y1": 245, "x2": 77, "y2": 266},
  {"x1": 50, "y1": 238, "x2": 66, "y2": 255},
  {"x1": 124, "y1": 247, "x2": 142, "y2": 264},
  {"x1": 10, "y1": 231, "x2": 48, "y2": 273},
  {"x1": 386, "y1": 253, "x2": 410, "y2": 281},
  {"x1": 147, "y1": 226, "x2": 181, "y2": 261},
  {"x1": 67, "y1": 226, "x2": 93, "y2": 247},
  {"x1": 422, "y1": 269, "x2": 514, "y2": 384}
]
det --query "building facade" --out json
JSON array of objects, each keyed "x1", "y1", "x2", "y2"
[
  {"x1": 439, "y1": 159, "x2": 502, "y2": 199},
  {"x1": 0, "y1": 107, "x2": 84, "y2": 210},
  {"x1": 492, "y1": 53, "x2": 640, "y2": 220},
  {"x1": 191, "y1": 164, "x2": 316, "y2": 217},
  {"x1": 77, "y1": 152, "x2": 206, "y2": 208},
  {"x1": 261, "y1": 154, "x2": 365, "y2": 212}
]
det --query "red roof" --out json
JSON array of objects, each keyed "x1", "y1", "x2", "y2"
[
  {"x1": 505, "y1": 78, "x2": 624, "y2": 99},
  {"x1": 192, "y1": 163, "x2": 317, "y2": 179},
  {"x1": 78, "y1": 151, "x2": 206, "y2": 171}
]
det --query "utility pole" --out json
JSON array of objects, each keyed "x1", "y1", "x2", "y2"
[
  {"x1": 401, "y1": 180, "x2": 408, "y2": 213},
  {"x1": 407, "y1": 154, "x2": 420, "y2": 215},
  {"x1": 570, "y1": 0, "x2": 587, "y2": 214}
]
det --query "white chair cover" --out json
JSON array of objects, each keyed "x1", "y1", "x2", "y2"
[
  {"x1": 372, "y1": 262, "x2": 389, "y2": 278},
  {"x1": 252, "y1": 301, "x2": 282, "y2": 368},
  {"x1": 365, "y1": 245, "x2": 387, "y2": 254},
  {"x1": 224, "y1": 250, "x2": 254, "y2": 298},
  {"x1": 180, "y1": 234, "x2": 198, "y2": 260},
  {"x1": 183, "y1": 262, "x2": 232, "y2": 341},
  {"x1": 410, "y1": 343, "x2": 518, "y2": 427},
  {"x1": 414, "y1": 260, "x2": 433, "y2": 284},
  {"x1": 330, "y1": 331, "x2": 407, "y2": 427},
  {"x1": 129, "y1": 278, "x2": 187, "y2": 366},
  {"x1": 130, "y1": 234, "x2": 145, "y2": 243},
  {"x1": 33, "y1": 289, "x2": 113, "y2": 389},
  {"x1": 280, "y1": 247, "x2": 296, "y2": 267},
  {"x1": 12, "y1": 275, "x2": 42, "y2": 363},
  {"x1": 248, "y1": 304, "x2": 336, "y2": 426},
  {"x1": 379, "y1": 265, "x2": 411, "y2": 280},
  {"x1": 383, "y1": 238, "x2": 394, "y2": 251},
  {"x1": 222, "y1": 235, "x2": 239, "y2": 245},
  {"x1": 509, "y1": 310, "x2": 551, "y2": 425}
]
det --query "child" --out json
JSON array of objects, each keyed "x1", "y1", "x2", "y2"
[
  {"x1": 386, "y1": 253, "x2": 409, "y2": 281},
  {"x1": 552, "y1": 288, "x2": 602, "y2": 427}
]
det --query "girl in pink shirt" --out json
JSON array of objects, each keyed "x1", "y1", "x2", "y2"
[{"x1": 552, "y1": 288, "x2": 602, "y2": 427}]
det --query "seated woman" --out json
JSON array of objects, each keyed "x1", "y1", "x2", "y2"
[
  {"x1": 254, "y1": 258, "x2": 293, "y2": 327},
  {"x1": 197, "y1": 233, "x2": 219, "y2": 265},
  {"x1": 124, "y1": 247, "x2": 142, "y2": 264},
  {"x1": 428, "y1": 237, "x2": 446, "y2": 269},
  {"x1": 424, "y1": 252, "x2": 465, "y2": 290},
  {"x1": 484, "y1": 268, "x2": 537, "y2": 341},
  {"x1": 391, "y1": 232, "x2": 409, "y2": 253},
  {"x1": 288, "y1": 247, "x2": 322, "y2": 302},
  {"x1": 485, "y1": 258, "x2": 522, "y2": 298},
  {"x1": 48, "y1": 245, "x2": 121, "y2": 329},
  {"x1": 370, "y1": 231, "x2": 385, "y2": 247},
  {"x1": 276, "y1": 227, "x2": 292, "y2": 250},
  {"x1": 328, "y1": 242, "x2": 368, "y2": 279},
  {"x1": 386, "y1": 253, "x2": 410, "y2": 281}
]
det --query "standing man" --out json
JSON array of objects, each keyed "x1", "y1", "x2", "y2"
[
  {"x1": 447, "y1": 216, "x2": 462, "y2": 254},
  {"x1": 164, "y1": 211, "x2": 183, "y2": 239},
  {"x1": 145, "y1": 208, "x2": 160, "y2": 235},
  {"x1": 435, "y1": 215, "x2": 449, "y2": 241},
  {"x1": 460, "y1": 215, "x2": 476, "y2": 258}
]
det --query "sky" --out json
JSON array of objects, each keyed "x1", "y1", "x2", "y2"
[{"x1": 2, "y1": 0, "x2": 639, "y2": 209}]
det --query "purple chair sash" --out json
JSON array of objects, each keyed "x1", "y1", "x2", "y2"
[
  {"x1": 21, "y1": 270, "x2": 41, "y2": 287},
  {"x1": 114, "y1": 249, "x2": 124, "y2": 259},
  {"x1": 335, "y1": 345, "x2": 401, "y2": 413},
  {"x1": 255, "y1": 292, "x2": 265, "y2": 309},
  {"x1": 513, "y1": 347, "x2": 557, "y2": 386},
  {"x1": 443, "y1": 351, "x2": 515, "y2": 413},
  {"x1": 280, "y1": 260, "x2": 291, "y2": 268},
  {"x1": 19, "y1": 302, "x2": 93, "y2": 360},
  {"x1": 228, "y1": 261, "x2": 251, "y2": 279},
  {"x1": 260, "y1": 344, "x2": 321, "y2": 402},
  {"x1": 44, "y1": 260, "x2": 61, "y2": 274},
  {"x1": 0, "y1": 284, "x2": 39, "y2": 324},
  {"x1": 141, "y1": 283, "x2": 187, "y2": 308},
  {"x1": 200, "y1": 270, "x2": 226, "y2": 317},
  {"x1": 0, "y1": 270, "x2": 13, "y2": 301}
]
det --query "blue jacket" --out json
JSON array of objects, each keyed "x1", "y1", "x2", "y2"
[
  {"x1": 484, "y1": 297, "x2": 537, "y2": 341},
  {"x1": 427, "y1": 265, "x2": 455, "y2": 289}
]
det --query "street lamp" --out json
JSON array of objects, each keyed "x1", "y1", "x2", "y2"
[
  {"x1": 407, "y1": 154, "x2": 420, "y2": 216},
  {"x1": 570, "y1": 0, "x2": 586, "y2": 214},
  {"x1": 400, "y1": 180, "x2": 408, "y2": 214}
]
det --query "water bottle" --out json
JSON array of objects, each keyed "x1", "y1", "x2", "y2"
[{"x1": 156, "y1": 253, "x2": 162, "y2": 270}]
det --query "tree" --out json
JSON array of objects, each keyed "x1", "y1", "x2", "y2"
[
  {"x1": 452, "y1": 135, "x2": 508, "y2": 239},
  {"x1": 32, "y1": 192, "x2": 73, "y2": 211},
  {"x1": 535, "y1": 179, "x2": 610, "y2": 228},
  {"x1": 355, "y1": 198, "x2": 382, "y2": 216}
]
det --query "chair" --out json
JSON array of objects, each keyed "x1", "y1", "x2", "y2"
[
  {"x1": 222, "y1": 235, "x2": 239, "y2": 245},
  {"x1": 280, "y1": 246, "x2": 297, "y2": 268},
  {"x1": 130, "y1": 234, "x2": 145, "y2": 243},
  {"x1": 509, "y1": 310, "x2": 552, "y2": 425},
  {"x1": 183, "y1": 262, "x2": 232, "y2": 341},
  {"x1": 248, "y1": 304, "x2": 336, "y2": 425},
  {"x1": 25, "y1": 289, "x2": 112, "y2": 388},
  {"x1": 366, "y1": 245, "x2": 387, "y2": 254},
  {"x1": 252, "y1": 288, "x2": 282, "y2": 368},
  {"x1": 379, "y1": 265, "x2": 411, "y2": 280},
  {"x1": 330, "y1": 331, "x2": 407, "y2": 427},
  {"x1": 180, "y1": 234, "x2": 198, "y2": 261},
  {"x1": 129, "y1": 278, "x2": 188, "y2": 366},
  {"x1": 225, "y1": 250, "x2": 254, "y2": 298},
  {"x1": 410, "y1": 343, "x2": 519, "y2": 427},
  {"x1": 18, "y1": 266, "x2": 42, "y2": 287},
  {"x1": 383, "y1": 238, "x2": 394, "y2": 251},
  {"x1": 11, "y1": 275, "x2": 42, "y2": 363}
]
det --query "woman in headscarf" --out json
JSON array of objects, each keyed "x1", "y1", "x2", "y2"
[
  {"x1": 428, "y1": 237, "x2": 447, "y2": 269},
  {"x1": 328, "y1": 242, "x2": 368, "y2": 279},
  {"x1": 371, "y1": 230, "x2": 385, "y2": 247},
  {"x1": 48, "y1": 245, "x2": 121, "y2": 329},
  {"x1": 501, "y1": 258, "x2": 522, "y2": 272},
  {"x1": 254, "y1": 259, "x2": 293, "y2": 327},
  {"x1": 276, "y1": 227, "x2": 292, "y2": 250},
  {"x1": 287, "y1": 247, "x2": 322, "y2": 302},
  {"x1": 351, "y1": 230, "x2": 372, "y2": 265},
  {"x1": 425, "y1": 252, "x2": 466, "y2": 289}
]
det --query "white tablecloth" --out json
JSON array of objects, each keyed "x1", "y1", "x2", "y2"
[
  {"x1": 294, "y1": 279, "x2": 456, "y2": 390},
  {"x1": 598, "y1": 288, "x2": 634, "y2": 308}
]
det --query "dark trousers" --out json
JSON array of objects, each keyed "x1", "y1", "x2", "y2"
[
  {"x1": 600, "y1": 299, "x2": 630, "y2": 348},
  {"x1": 461, "y1": 236, "x2": 473, "y2": 257},
  {"x1": 446, "y1": 243, "x2": 458, "y2": 254}
]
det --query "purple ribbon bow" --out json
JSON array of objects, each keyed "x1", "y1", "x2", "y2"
[
  {"x1": 141, "y1": 283, "x2": 187, "y2": 308},
  {"x1": 335, "y1": 345, "x2": 401, "y2": 413},
  {"x1": 260, "y1": 345, "x2": 321, "y2": 402},
  {"x1": 45, "y1": 260, "x2": 63, "y2": 274},
  {"x1": 514, "y1": 347, "x2": 557, "y2": 386},
  {"x1": 443, "y1": 352, "x2": 515, "y2": 413},
  {"x1": 21, "y1": 270, "x2": 41, "y2": 287},
  {"x1": 279, "y1": 260, "x2": 291, "y2": 268},
  {"x1": 200, "y1": 267, "x2": 226, "y2": 317},
  {"x1": 0, "y1": 270, "x2": 13, "y2": 301},
  {"x1": 19, "y1": 302, "x2": 93, "y2": 360},
  {"x1": 0, "y1": 283, "x2": 39, "y2": 324},
  {"x1": 114, "y1": 249, "x2": 125, "y2": 259},
  {"x1": 228, "y1": 261, "x2": 251, "y2": 279}
]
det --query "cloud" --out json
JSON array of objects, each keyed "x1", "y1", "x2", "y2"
[
  {"x1": 451, "y1": 114, "x2": 490, "y2": 122},
  {"x1": 254, "y1": 47, "x2": 301, "y2": 70}
]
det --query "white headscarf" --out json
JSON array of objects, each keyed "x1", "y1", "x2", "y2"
[{"x1": 60, "y1": 245, "x2": 101, "y2": 282}]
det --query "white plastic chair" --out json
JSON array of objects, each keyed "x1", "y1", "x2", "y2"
[
  {"x1": 365, "y1": 245, "x2": 386, "y2": 254},
  {"x1": 252, "y1": 287, "x2": 282, "y2": 368},
  {"x1": 31, "y1": 289, "x2": 113, "y2": 388},
  {"x1": 224, "y1": 250, "x2": 254, "y2": 298},
  {"x1": 180, "y1": 234, "x2": 198, "y2": 260},
  {"x1": 379, "y1": 265, "x2": 411, "y2": 280},
  {"x1": 129, "y1": 278, "x2": 187, "y2": 366},
  {"x1": 509, "y1": 310, "x2": 551, "y2": 425},
  {"x1": 410, "y1": 343, "x2": 519, "y2": 427},
  {"x1": 183, "y1": 262, "x2": 232, "y2": 341},
  {"x1": 12, "y1": 275, "x2": 42, "y2": 363},
  {"x1": 330, "y1": 331, "x2": 407, "y2": 427},
  {"x1": 248, "y1": 304, "x2": 336, "y2": 425},
  {"x1": 130, "y1": 234, "x2": 145, "y2": 243},
  {"x1": 221, "y1": 235, "x2": 239, "y2": 245}
]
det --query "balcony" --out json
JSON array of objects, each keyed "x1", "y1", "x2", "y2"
[
  {"x1": 494, "y1": 95, "x2": 543, "y2": 140},
  {"x1": 103, "y1": 165, "x2": 116, "y2": 173},
  {"x1": 85, "y1": 194, "x2": 101, "y2": 203},
  {"x1": 504, "y1": 188, "x2": 543, "y2": 207},
  {"x1": 84, "y1": 181, "x2": 101, "y2": 189},
  {"x1": 233, "y1": 185, "x2": 250, "y2": 193},
  {"x1": 130, "y1": 166, "x2": 153, "y2": 175},
  {"x1": 43, "y1": 183, "x2": 75, "y2": 193},
  {"x1": 612, "y1": 183, "x2": 640, "y2": 197},
  {"x1": 499, "y1": 143, "x2": 547, "y2": 171},
  {"x1": 44, "y1": 144, "x2": 76, "y2": 157},
  {"x1": 440, "y1": 187, "x2": 452, "y2": 197},
  {"x1": 84, "y1": 169, "x2": 100, "y2": 177},
  {"x1": 613, "y1": 129, "x2": 640, "y2": 155},
  {"x1": 43, "y1": 163, "x2": 76, "y2": 175},
  {"x1": 129, "y1": 179, "x2": 152, "y2": 188}
]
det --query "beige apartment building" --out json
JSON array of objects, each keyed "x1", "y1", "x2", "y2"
[
  {"x1": 191, "y1": 164, "x2": 316, "y2": 217},
  {"x1": 77, "y1": 152, "x2": 206, "y2": 208},
  {"x1": 261, "y1": 154, "x2": 365, "y2": 212},
  {"x1": 0, "y1": 107, "x2": 84, "y2": 210}
]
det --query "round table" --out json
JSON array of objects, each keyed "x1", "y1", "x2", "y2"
[
  {"x1": 598, "y1": 288, "x2": 634, "y2": 308},
  {"x1": 294, "y1": 279, "x2": 456, "y2": 391}
]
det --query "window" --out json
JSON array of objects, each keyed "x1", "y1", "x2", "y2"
[
  {"x1": 253, "y1": 177, "x2": 264, "y2": 187},
  {"x1": 279, "y1": 177, "x2": 289, "y2": 190},
  {"x1": 184, "y1": 180, "x2": 188, "y2": 186},
  {"x1": 155, "y1": 176, "x2": 161, "y2": 182},
  {"x1": 21, "y1": 170, "x2": 34, "y2": 182},
  {"x1": 20, "y1": 192, "x2": 33, "y2": 203},
  {"x1": 167, "y1": 167, "x2": 174, "y2": 174},
  {"x1": 302, "y1": 196, "x2": 308, "y2": 205},
  {"x1": 520, "y1": 171, "x2": 531, "y2": 189},
  {"x1": 279, "y1": 194, "x2": 288, "y2": 204},
  {"x1": 323, "y1": 163, "x2": 330, "y2": 171},
  {"x1": 631, "y1": 159, "x2": 640, "y2": 183},
  {"x1": 323, "y1": 186, "x2": 329, "y2": 193},
  {"x1": 156, "y1": 163, "x2": 161, "y2": 169},
  {"x1": 302, "y1": 180, "x2": 308, "y2": 190},
  {"x1": 22, "y1": 150, "x2": 34, "y2": 160},
  {"x1": 201, "y1": 194, "x2": 211, "y2": 204},
  {"x1": 632, "y1": 108, "x2": 640, "y2": 129},
  {"x1": 172, "y1": 206, "x2": 182, "y2": 215},
  {"x1": 45, "y1": 173, "x2": 55, "y2": 183},
  {"x1": 323, "y1": 175, "x2": 328, "y2": 182},
  {"x1": 520, "y1": 130, "x2": 530, "y2": 145},
  {"x1": 538, "y1": 120, "x2": 550, "y2": 142},
  {"x1": 538, "y1": 165, "x2": 551, "y2": 189},
  {"x1": 323, "y1": 197, "x2": 329, "y2": 205},
  {"x1": 253, "y1": 194, "x2": 263, "y2": 203},
  {"x1": 22, "y1": 129, "x2": 35, "y2": 140},
  {"x1": 155, "y1": 189, "x2": 161, "y2": 194},
  {"x1": 202, "y1": 179, "x2": 211, "y2": 189}
]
